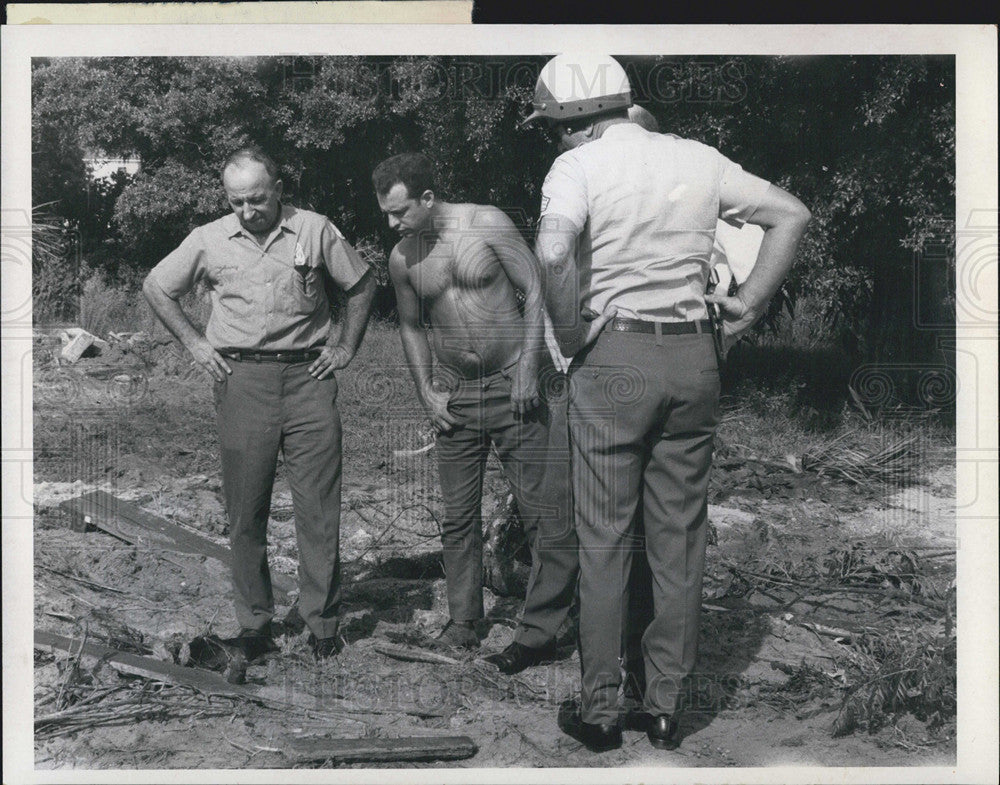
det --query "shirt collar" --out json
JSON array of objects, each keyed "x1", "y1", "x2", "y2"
[
  {"x1": 603, "y1": 122, "x2": 647, "y2": 140},
  {"x1": 225, "y1": 204, "x2": 298, "y2": 240}
]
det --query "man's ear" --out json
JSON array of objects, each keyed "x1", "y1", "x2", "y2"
[
  {"x1": 274, "y1": 179, "x2": 284, "y2": 199},
  {"x1": 420, "y1": 189, "x2": 435, "y2": 208}
]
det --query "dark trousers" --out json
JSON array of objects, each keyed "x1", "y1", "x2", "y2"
[
  {"x1": 214, "y1": 360, "x2": 343, "y2": 639},
  {"x1": 435, "y1": 365, "x2": 577, "y2": 648},
  {"x1": 568, "y1": 329, "x2": 720, "y2": 723}
]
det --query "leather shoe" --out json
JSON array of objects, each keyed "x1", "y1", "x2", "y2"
[
  {"x1": 228, "y1": 627, "x2": 278, "y2": 662},
  {"x1": 308, "y1": 633, "x2": 342, "y2": 659},
  {"x1": 433, "y1": 620, "x2": 479, "y2": 650},
  {"x1": 484, "y1": 641, "x2": 558, "y2": 674},
  {"x1": 557, "y1": 700, "x2": 622, "y2": 753},
  {"x1": 646, "y1": 713, "x2": 680, "y2": 750}
]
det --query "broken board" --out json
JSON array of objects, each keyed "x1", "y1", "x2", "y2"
[
  {"x1": 34, "y1": 630, "x2": 258, "y2": 700},
  {"x1": 59, "y1": 490, "x2": 293, "y2": 600},
  {"x1": 34, "y1": 630, "x2": 474, "y2": 762},
  {"x1": 284, "y1": 734, "x2": 478, "y2": 765}
]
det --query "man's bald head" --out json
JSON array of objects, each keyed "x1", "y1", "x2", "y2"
[{"x1": 222, "y1": 146, "x2": 280, "y2": 184}]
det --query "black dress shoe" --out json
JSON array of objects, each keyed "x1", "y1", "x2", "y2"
[
  {"x1": 484, "y1": 641, "x2": 558, "y2": 674},
  {"x1": 227, "y1": 627, "x2": 279, "y2": 662},
  {"x1": 557, "y1": 700, "x2": 622, "y2": 753},
  {"x1": 647, "y1": 713, "x2": 680, "y2": 750}
]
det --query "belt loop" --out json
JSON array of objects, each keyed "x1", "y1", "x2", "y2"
[
  {"x1": 655, "y1": 321, "x2": 663, "y2": 346},
  {"x1": 695, "y1": 320, "x2": 703, "y2": 334}
]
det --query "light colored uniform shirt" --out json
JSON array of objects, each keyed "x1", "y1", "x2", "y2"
[
  {"x1": 540, "y1": 123, "x2": 771, "y2": 322},
  {"x1": 149, "y1": 205, "x2": 369, "y2": 351}
]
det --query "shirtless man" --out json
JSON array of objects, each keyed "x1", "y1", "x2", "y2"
[{"x1": 372, "y1": 152, "x2": 576, "y2": 671}]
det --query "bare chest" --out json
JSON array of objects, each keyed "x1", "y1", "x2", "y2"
[{"x1": 406, "y1": 236, "x2": 503, "y2": 301}]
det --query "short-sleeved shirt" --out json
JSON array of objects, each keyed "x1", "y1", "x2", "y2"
[
  {"x1": 540, "y1": 123, "x2": 771, "y2": 322},
  {"x1": 148, "y1": 205, "x2": 369, "y2": 351}
]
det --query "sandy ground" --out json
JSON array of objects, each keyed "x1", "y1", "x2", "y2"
[{"x1": 30, "y1": 329, "x2": 956, "y2": 770}]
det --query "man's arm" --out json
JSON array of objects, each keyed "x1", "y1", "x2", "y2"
[
  {"x1": 535, "y1": 213, "x2": 616, "y2": 357},
  {"x1": 309, "y1": 269, "x2": 375, "y2": 379},
  {"x1": 142, "y1": 275, "x2": 232, "y2": 382},
  {"x1": 484, "y1": 207, "x2": 542, "y2": 415},
  {"x1": 388, "y1": 249, "x2": 457, "y2": 433},
  {"x1": 705, "y1": 184, "x2": 811, "y2": 348}
]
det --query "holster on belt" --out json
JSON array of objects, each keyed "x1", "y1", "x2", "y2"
[{"x1": 706, "y1": 268, "x2": 727, "y2": 369}]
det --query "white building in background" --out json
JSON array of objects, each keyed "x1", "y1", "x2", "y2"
[{"x1": 84, "y1": 151, "x2": 141, "y2": 181}]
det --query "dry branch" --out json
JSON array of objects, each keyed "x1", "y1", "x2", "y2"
[{"x1": 373, "y1": 640, "x2": 461, "y2": 666}]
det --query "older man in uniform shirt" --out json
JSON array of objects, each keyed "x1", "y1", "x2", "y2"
[
  {"x1": 144, "y1": 147, "x2": 375, "y2": 659},
  {"x1": 527, "y1": 55, "x2": 811, "y2": 751}
]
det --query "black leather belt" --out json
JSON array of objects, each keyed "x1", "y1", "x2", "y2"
[
  {"x1": 609, "y1": 318, "x2": 712, "y2": 335},
  {"x1": 222, "y1": 349, "x2": 322, "y2": 363}
]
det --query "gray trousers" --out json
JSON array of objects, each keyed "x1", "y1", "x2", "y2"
[
  {"x1": 435, "y1": 365, "x2": 577, "y2": 648},
  {"x1": 214, "y1": 360, "x2": 343, "y2": 639},
  {"x1": 568, "y1": 329, "x2": 720, "y2": 723}
]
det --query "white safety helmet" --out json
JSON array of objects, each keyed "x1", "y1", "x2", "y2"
[{"x1": 522, "y1": 54, "x2": 633, "y2": 127}]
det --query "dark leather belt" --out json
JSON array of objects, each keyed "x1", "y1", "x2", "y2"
[
  {"x1": 609, "y1": 318, "x2": 712, "y2": 335},
  {"x1": 222, "y1": 349, "x2": 322, "y2": 363}
]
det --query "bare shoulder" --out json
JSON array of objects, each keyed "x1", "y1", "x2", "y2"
[
  {"x1": 387, "y1": 242, "x2": 412, "y2": 281},
  {"x1": 458, "y1": 203, "x2": 515, "y2": 232}
]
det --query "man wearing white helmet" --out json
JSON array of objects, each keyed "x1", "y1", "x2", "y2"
[{"x1": 526, "y1": 54, "x2": 811, "y2": 752}]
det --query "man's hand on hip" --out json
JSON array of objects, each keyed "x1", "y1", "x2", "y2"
[
  {"x1": 186, "y1": 337, "x2": 232, "y2": 382},
  {"x1": 309, "y1": 345, "x2": 352, "y2": 379},
  {"x1": 556, "y1": 305, "x2": 618, "y2": 358},
  {"x1": 704, "y1": 292, "x2": 761, "y2": 350},
  {"x1": 422, "y1": 383, "x2": 458, "y2": 434}
]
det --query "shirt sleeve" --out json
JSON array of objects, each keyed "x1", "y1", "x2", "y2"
[
  {"x1": 717, "y1": 153, "x2": 771, "y2": 227},
  {"x1": 147, "y1": 228, "x2": 206, "y2": 298},
  {"x1": 321, "y1": 220, "x2": 370, "y2": 291},
  {"x1": 540, "y1": 154, "x2": 589, "y2": 232}
]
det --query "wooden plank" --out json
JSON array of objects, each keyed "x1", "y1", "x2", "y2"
[
  {"x1": 284, "y1": 734, "x2": 477, "y2": 765},
  {"x1": 35, "y1": 630, "x2": 447, "y2": 720},
  {"x1": 34, "y1": 630, "x2": 258, "y2": 700},
  {"x1": 59, "y1": 490, "x2": 293, "y2": 600}
]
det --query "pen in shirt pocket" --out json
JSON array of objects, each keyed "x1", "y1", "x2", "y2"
[
  {"x1": 294, "y1": 242, "x2": 310, "y2": 293},
  {"x1": 294, "y1": 264, "x2": 311, "y2": 293}
]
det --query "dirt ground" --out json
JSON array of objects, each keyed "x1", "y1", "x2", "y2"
[{"x1": 30, "y1": 326, "x2": 957, "y2": 770}]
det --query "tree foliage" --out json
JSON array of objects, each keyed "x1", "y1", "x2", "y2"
[{"x1": 32, "y1": 55, "x2": 954, "y2": 360}]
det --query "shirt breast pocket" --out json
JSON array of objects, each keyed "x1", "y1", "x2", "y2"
[
  {"x1": 287, "y1": 264, "x2": 324, "y2": 314},
  {"x1": 209, "y1": 264, "x2": 241, "y2": 290}
]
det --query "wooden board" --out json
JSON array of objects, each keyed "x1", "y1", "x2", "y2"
[
  {"x1": 35, "y1": 630, "x2": 446, "y2": 719},
  {"x1": 36, "y1": 629, "x2": 474, "y2": 762},
  {"x1": 59, "y1": 490, "x2": 293, "y2": 600},
  {"x1": 34, "y1": 630, "x2": 258, "y2": 700},
  {"x1": 284, "y1": 734, "x2": 477, "y2": 765}
]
